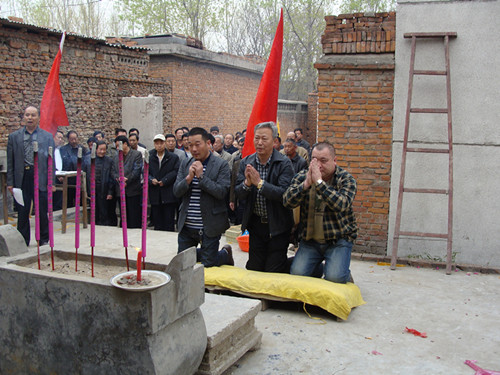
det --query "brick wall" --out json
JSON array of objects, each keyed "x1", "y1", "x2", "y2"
[
  {"x1": 148, "y1": 55, "x2": 261, "y2": 137},
  {"x1": 307, "y1": 92, "x2": 318, "y2": 146},
  {"x1": 315, "y1": 12, "x2": 395, "y2": 254},
  {"x1": 0, "y1": 20, "x2": 171, "y2": 148}
]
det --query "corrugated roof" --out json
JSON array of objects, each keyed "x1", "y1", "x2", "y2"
[{"x1": 0, "y1": 17, "x2": 148, "y2": 50}]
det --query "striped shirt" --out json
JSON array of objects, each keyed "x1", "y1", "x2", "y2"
[{"x1": 185, "y1": 156, "x2": 210, "y2": 230}]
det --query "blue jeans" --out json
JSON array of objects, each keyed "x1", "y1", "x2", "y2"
[
  {"x1": 177, "y1": 227, "x2": 229, "y2": 267},
  {"x1": 290, "y1": 238, "x2": 353, "y2": 283}
]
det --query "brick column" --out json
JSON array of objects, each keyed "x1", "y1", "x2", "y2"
[{"x1": 315, "y1": 12, "x2": 395, "y2": 254}]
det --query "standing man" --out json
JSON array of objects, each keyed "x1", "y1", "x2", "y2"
[
  {"x1": 173, "y1": 127, "x2": 233, "y2": 267},
  {"x1": 283, "y1": 138, "x2": 307, "y2": 174},
  {"x1": 129, "y1": 128, "x2": 146, "y2": 149},
  {"x1": 213, "y1": 135, "x2": 232, "y2": 163},
  {"x1": 7, "y1": 106, "x2": 54, "y2": 246},
  {"x1": 175, "y1": 128, "x2": 185, "y2": 149},
  {"x1": 112, "y1": 135, "x2": 143, "y2": 228},
  {"x1": 165, "y1": 133, "x2": 188, "y2": 163},
  {"x1": 59, "y1": 130, "x2": 82, "y2": 207},
  {"x1": 223, "y1": 133, "x2": 238, "y2": 154},
  {"x1": 283, "y1": 142, "x2": 357, "y2": 283},
  {"x1": 209, "y1": 126, "x2": 220, "y2": 136},
  {"x1": 235, "y1": 121, "x2": 294, "y2": 273},
  {"x1": 129, "y1": 133, "x2": 146, "y2": 158},
  {"x1": 53, "y1": 129, "x2": 65, "y2": 211},
  {"x1": 149, "y1": 134, "x2": 180, "y2": 231},
  {"x1": 294, "y1": 128, "x2": 310, "y2": 152}
]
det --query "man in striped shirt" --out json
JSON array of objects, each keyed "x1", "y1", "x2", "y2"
[{"x1": 173, "y1": 127, "x2": 233, "y2": 267}]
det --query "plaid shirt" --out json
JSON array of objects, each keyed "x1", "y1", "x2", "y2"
[
  {"x1": 283, "y1": 166, "x2": 358, "y2": 242},
  {"x1": 253, "y1": 155, "x2": 271, "y2": 218}
]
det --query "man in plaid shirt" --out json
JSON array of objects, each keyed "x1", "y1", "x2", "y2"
[{"x1": 283, "y1": 142, "x2": 357, "y2": 283}]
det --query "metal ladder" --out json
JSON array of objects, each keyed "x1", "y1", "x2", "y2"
[{"x1": 390, "y1": 32, "x2": 457, "y2": 274}]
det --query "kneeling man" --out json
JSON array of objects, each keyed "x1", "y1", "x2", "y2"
[{"x1": 283, "y1": 142, "x2": 357, "y2": 283}]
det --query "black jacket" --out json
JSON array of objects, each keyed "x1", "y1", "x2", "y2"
[
  {"x1": 112, "y1": 149, "x2": 143, "y2": 197},
  {"x1": 148, "y1": 149, "x2": 180, "y2": 205},
  {"x1": 235, "y1": 149, "x2": 294, "y2": 237},
  {"x1": 83, "y1": 155, "x2": 115, "y2": 198}
]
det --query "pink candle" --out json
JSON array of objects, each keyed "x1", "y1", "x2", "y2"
[
  {"x1": 47, "y1": 147, "x2": 54, "y2": 270},
  {"x1": 33, "y1": 141, "x2": 40, "y2": 270},
  {"x1": 141, "y1": 152, "x2": 149, "y2": 259},
  {"x1": 118, "y1": 142, "x2": 129, "y2": 270},
  {"x1": 74, "y1": 147, "x2": 82, "y2": 271},
  {"x1": 90, "y1": 144, "x2": 96, "y2": 277}
]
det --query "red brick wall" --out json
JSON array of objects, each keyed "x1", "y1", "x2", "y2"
[
  {"x1": 149, "y1": 55, "x2": 262, "y2": 137},
  {"x1": 0, "y1": 20, "x2": 171, "y2": 148},
  {"x1": 307, "y1": 92, "x2": 318, "y2": 146},
  {"x1": 315, "y1": 12, "x2": 395, "y2": 254}
]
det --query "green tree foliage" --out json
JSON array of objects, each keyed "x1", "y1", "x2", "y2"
[{"x1": 339, "y1": 0, "x2": 396, "y2": 13}]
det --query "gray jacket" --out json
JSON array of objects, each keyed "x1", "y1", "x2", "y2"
[
  {"x1": 173, "y1": 153, "x2": 230, "y2": 238},
  {"x1": 7, "y1": 126, "x2": 55, "y2": 192}
]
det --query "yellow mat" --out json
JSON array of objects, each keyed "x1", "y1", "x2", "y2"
[{"x1": 205, "y1": 266, "x2": 365, "y2": 320}]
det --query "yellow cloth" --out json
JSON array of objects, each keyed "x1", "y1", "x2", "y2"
[{"x1": 204, "y1": 266, "x2": 365, "y2": 320}]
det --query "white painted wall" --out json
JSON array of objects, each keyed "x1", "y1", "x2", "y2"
[{"x1": 389, "y1": 0, "x2": 500, "y2": 267}]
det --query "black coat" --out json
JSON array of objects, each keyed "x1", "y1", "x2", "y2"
[
  {"x1": 83, "y1": 155, "x2": 115, "y2": 198},
  {"x1": 148, "y1": 149, "x2": 180, "y2": 205}
]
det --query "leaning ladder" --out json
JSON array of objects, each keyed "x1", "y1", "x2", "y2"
[{"x1": 390, "y1": 32, "x2": 457, "y2": 274}]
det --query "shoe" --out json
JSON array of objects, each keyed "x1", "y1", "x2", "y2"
[
  {"x1": 222, "y1": 244, "x2": 234, "y2": 266},
  {"x1": 39, "y1": 240, "x2": 49, "y2": 246}
]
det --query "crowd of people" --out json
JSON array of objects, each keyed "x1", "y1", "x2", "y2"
[{"x1": 7, "y1": 105, "x2": 358, "y2": 284}]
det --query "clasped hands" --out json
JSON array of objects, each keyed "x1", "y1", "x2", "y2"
[
  {"x1": 244, "y1": 164, "x2": 262, "y2": 187},
  {"x1": 186, "y1": 161, "x2": 204, "y2": 184},
  {"x1": 303, "y1": 158, "x2": 322, "y2": 190}
]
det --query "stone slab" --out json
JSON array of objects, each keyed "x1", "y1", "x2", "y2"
[{"x1": 0, "y1": 224, "x2": 28, "y2": 257}]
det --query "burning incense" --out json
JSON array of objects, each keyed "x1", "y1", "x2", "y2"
[
  {"x1": 47, "y1": 146, "x2": 55, "y2": 270},
  {"x1": 118, "y1": 141, "x2": 129, "y2": 271},
  {"x1": 33, "y1": 141, "x2": 40, "y2": 270}
]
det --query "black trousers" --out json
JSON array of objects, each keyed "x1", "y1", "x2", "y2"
[
  {"x1": 119, "y1": 195, "x2": 142, "y2": 229},
  {"x1": 246, "y1": 214, "x2": 290, "y2": 273},
  {"x1": 151, "y1": 203, "x2": 176, "y2": 231},
  {"x1": 16, "y1": 168, "x2": 49, "y2": 246}
]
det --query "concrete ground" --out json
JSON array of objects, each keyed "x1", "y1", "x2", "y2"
[{"x1": 20, "y1": 221, "x2": 500, "y2": 374}]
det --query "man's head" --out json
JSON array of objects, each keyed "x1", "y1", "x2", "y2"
[
  {"x1": 224, "y1": 133, "x2": 234, "y2": 147},
  {"x1": 153, "y1": 134, "x2": 166, "y2": 154},
  {"x1": 87, "y1": 136, "x2": 97, "y2": 150},
  {"x1": 273, "y1": 136, "x2": 282, "y2": 151},
  {"x1": 182, "y1": 127, "x2": 189, "y2": 134},
  {"x1": 54, "y1": 130, "x2": 65, "y2": 147},
  {"x1": 213, "y1": 135, "x2": 224, "y2": 152},
  {"x1": 188, "y1": 127, "x2": 211, "y2": 161},
  {"x1": 165, "y1": 134, "x2": 176, "y2": 152},
  {"x1": 114, "y1": 135, "x2": 130, "y2": 153},
  {"x1": 175, "y1": 128, "x2": 184, "y2": 141},
  {"x1": 115, "y1": 128, "x2": 127, "y2": 137},
  {"x1": 129, "y1": 128, "x2": 139, "y2": 137},
  {"x1": 287, "y1": 131, "x2": 296, "y2": 140},
  {"x1": 67, "y1": 130, "x2": 79, "y2": 148},
  {"x1": 96, "y1": 140, "x2": 107, "y2": 158},
  {"x1": 311, "y1": 142, "x2": 337, "y2": 180},
  {"x1": 210, "y1": 126, "x2": 220, "y2": 136},
  {"x1": 128, "y1": 133, "x2": 139, "y2": 150},
  {"x1": 283, "y1": 138, "x2": 297, "y2": 158},
  {"x1": 182, "y1": 133, "x2": 189, "y2": 150},
  {"x1": 23, "y1": 106, "x2": 39, "y2": 130},
  {"x1": 93, "y1": 130, "x2": 104, "y2": 141},
  {"x1": 237, "y1": 137, "x2": 245, "y2": 150},
  {"x1": 294, "y1": 128, "x2": 304, "y2": 141},
  {"x1": 254, "y1": 121, "x2": 278, "y2": 161}
]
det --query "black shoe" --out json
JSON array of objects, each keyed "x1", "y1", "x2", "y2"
[
  {"x1": 39, "y1": 240, "x2": 49, "y2": 246},
  {"x1": 222, "y1": 245, "x2": 234, "y2": 266}
]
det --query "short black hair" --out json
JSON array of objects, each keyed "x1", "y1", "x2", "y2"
[
  {"x1": 129, "y1": 128, "x2": 139, "y2": 135},
  {"x1": 165, "y1": 133, "x2": 175, "y2": 140},
  {"x1": 93, "y1": 130, "x2": 104, "y2": 138},
  {"x1": 96, "y1": 140, "x2": 107, "y2": 148},
  {"x1": 115, "y1": 128, "x2": 127, "y2": 136},
  {"x1": 87, "y1": 136, "x2": 97, "y2": 145},
  {"x1": 188, "y1": 127, "x2": 210, "y2": 142},
  {"x1": 67, "y1": 130, "x2": 77, "y2": 139},
  {"x1": 129, "y1": 133, "x2": 139, "y2": 141},
  {"x1": 208, "y1": 133, "x2": 215, "y2": 144},
  {"x1": 181, "y1": 133, "x2": 189, "y2": 140},
  {"x1": 276, "y1": 136, "x2": 281, "y2": 143},
  {"x1": 294, "y1": 128, "x2": 303, "y2": 134},
  {"x1": 114, "y1": 135, "x2": 130, "y2": 146},
  {"x1": 56, "y1": 129, "x2": 64, "y2": 136},
  {"x1": 182, "y1": 127, "x2": 189, "y2": 133},
  {"x1": 175, "y1": 128, "x2": 184, "y2": 135},
  {"x1": 210, "y1": 126, "x2": 219, "y2": 133}
]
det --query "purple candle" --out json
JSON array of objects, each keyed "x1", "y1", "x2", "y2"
[
  {"x1": 47, "y1": 147, "x2": 54, "y2": 270},
  {"x1": 74, "y1": 147, "x2": 82, "y2": 271},
  {"x1": 118, "y1": 142, "x2": 129, "y2": 270},
  {"x1": 141, "y1": 151, "x2": 149, "y2": 260},
  {"x1": 90, "y1": 143, "x2": 96, "y2": 277},
  {"x1": 33, "y1": 141, "x2": 40, "y2": 270}
]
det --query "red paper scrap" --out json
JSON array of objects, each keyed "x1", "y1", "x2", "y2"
[
  {"x1": 405, "y1": 327, "x2": 427, "y2": 338},
  {"x1": 371, "y1": 350, "x2": 383, "y2": 355}
]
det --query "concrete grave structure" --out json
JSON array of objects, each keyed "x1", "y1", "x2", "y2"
[
  {"x1": 0, "y1": 224, "x2": 28, "y2": 256},
  {"x1": 122, "y1": 95, "x2": 163, "y2": 150},
  {"x1": 0, "y1": 247, "x2": 207, "y2": 374}
]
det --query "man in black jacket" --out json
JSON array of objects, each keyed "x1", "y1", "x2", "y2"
[
  {"x1": 84, "y1": 141, "x2": 116, "y2": 226},
  {"x1": 235, "y1": 121, "x2": 295, "y2": 273},
  {"x1": 149, "y1": 134, "x2": 180, "y2": 231}
]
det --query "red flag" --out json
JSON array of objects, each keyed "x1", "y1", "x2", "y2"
[
  {"x1": 242, "y1": 9, "x2": 283, "y2": 158},
  {"x1": 40, "y1": 32, "x2": 69, "y2": 135}
]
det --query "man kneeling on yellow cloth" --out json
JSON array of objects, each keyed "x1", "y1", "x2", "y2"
[{"x1": 283, "y1": 142, "x2": 358, "y2": 284}]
